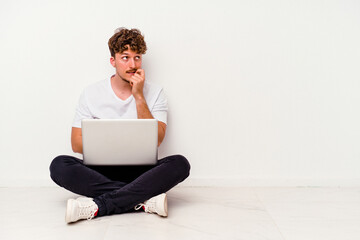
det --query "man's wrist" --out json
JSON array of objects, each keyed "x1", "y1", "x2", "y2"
[{"x1": 134, "y1": 93, "x2": 145, "y2": 102}]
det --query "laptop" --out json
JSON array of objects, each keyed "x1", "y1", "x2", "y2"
[{"x1": 81, "y1": 119, "x2": 158, "y2": 165}]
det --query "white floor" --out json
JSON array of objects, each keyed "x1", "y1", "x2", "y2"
[{"x1": 1, "y1": 187, "x2": 360, "y2": 240}]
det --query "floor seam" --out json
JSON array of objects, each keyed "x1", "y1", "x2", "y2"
[{"x1": 253, "y1": 188, "x2": 287, "y2": 240}]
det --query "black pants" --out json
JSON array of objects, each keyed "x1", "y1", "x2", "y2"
[{"x1": 49, "y1": 155, "x2": 190, "y2": 216}]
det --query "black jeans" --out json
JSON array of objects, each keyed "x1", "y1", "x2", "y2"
[{"x1": 49, "y1": 154, "x2": 190, "y2": 216}]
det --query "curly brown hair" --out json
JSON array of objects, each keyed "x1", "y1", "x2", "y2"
[{"x1": 108, "y1": 28, "x2": 147, "y2": 57}]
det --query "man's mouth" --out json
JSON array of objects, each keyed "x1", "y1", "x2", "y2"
[{"x1": 126, "y1": 70, "x2": 137, "y2": 74}]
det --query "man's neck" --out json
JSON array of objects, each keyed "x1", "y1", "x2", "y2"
[{"x1": 110, "y1": 74, "x2": 132, "y2": 100}]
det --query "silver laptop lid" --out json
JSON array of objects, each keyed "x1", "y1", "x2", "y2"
[{"x1": 82, "y1": 119, "x2": 158, "y2": 165}]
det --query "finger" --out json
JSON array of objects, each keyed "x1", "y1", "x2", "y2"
[
  {"x1": 130, "y1": 75, "x2": 143, "y2": 83},
  {"x1": 135, "y1": 69, "x2": 145, "y2": 78},
  {"x1": 129, "y1": 78, "x2": 141, "y2": 88}
]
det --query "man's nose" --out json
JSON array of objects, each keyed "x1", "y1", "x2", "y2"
[{"x1": 129, "y1": 58, "x2": 136, "y2": 68}]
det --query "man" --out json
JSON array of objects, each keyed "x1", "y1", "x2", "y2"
[{"x1": 50, "y1": 27, "x2": 190, "y2": 223}]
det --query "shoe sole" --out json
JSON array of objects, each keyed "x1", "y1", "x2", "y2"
[
  {"x1": 164, "y1": 194, "x2": 168, "y2": 217},
  {"x1": 65, "y1": 199, "x2": 75, "y2": 223},
  {"x1": 158, "y1": 193, "x2": 168, "y2": 217}
]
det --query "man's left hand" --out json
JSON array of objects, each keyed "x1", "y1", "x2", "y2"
[{"x1": 130, "y1": 69, "x2": 145, "y2": 99}]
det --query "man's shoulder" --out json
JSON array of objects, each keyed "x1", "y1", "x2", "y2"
[
  {"x1": 82, "y1": 78, "x2": 108, "y2": 95},
  {"x1": 144, "y1": 81, "x2": 163, "y2": 94}
]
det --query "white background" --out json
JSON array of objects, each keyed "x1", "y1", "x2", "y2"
[{"x1": 1, "y1": 0, "x2": 359, "y2": 186}]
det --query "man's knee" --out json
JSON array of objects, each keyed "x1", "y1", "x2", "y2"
[
  {"x1": 171, "y1": 154, "x2": 191, "y2": 180},
  {"x1": 49, "y1": 155, "x2": 77, "y2": 184}
]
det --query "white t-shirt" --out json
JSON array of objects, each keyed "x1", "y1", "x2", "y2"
[{"x1": 72, "y1": 77, "x2": 168, "y2": 128}]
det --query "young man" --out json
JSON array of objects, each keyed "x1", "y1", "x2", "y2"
[{"x1": 50, "y1": 28, "x2": 190, "y2": 223}]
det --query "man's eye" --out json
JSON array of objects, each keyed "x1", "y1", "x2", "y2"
[{"x1": 122, "y1": 56, "x2": 128, "y2": 60}]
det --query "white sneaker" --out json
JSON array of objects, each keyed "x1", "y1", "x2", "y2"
[
  {"x1": 65, "y1": 197, "x2": 98, "y2": 223},
  {"x1": 135, "y1": 193, "x2": 168, "y2": 217}
]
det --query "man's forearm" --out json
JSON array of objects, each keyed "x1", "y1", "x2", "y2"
[
  {"x1": 135, "y1": 96, "x2": 153, "y2": 119},
  {"x1": 135, "y1": 96, "x2": 166, "y2": 146},
  {"x1": 71, "y1": 127, "x2": 83, "y2": 154},
  {"x1": 73, "y1": 141, "x2": 83, "y2": 154}
]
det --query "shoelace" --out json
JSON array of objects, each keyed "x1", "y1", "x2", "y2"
[
  {"x1": 135, "y1": 201, "x2": 156, "y2": 213},
  {"x1": 134, "y1": 204, "x2": 144, "y2": 211},
  {"x1": 79, "y1": 203, "x2": 98, "y2": 220}
]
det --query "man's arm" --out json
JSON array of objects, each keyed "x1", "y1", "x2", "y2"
[
  {"x1": 71, "y1": 127, "x2": 83, "y2": 154},
  {"x1": 135, "y1": 97, "x2": 167, "y2": 146},
  {"x1": 131, "y1": 69, "x2": 167, "y2": 146}
]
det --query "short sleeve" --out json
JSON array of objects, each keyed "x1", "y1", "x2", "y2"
[
  {"x1": 151, "y1": 89, "x2": 168, "y2": 125},
  {"x1": 72, "y1": 91, "x2": 92, "y2": 128}
]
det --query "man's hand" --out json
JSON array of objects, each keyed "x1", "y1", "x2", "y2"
[{"x1": 130, "y1": 69, "x2": 145, "y2": 99}]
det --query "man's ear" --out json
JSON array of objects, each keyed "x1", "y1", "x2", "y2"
[{"x1": 110, "y1": 56, "x2": 115, "y2": 67}]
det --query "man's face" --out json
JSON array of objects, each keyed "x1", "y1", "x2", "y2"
[{"x1": 110, "y1": 46, "x2": 142, "y2": 83}]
